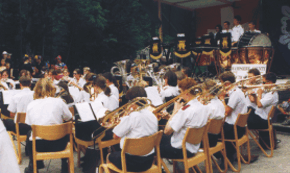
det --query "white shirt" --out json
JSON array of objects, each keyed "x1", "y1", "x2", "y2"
[
  {"x1": 0, "y1": 119, "x2": 21, "y2": 173},
  {"x1": 255, "y1": 91, "x2": 279, "y2": 120},
  {"x1": 222, "y1": 29, "x2": 232, "y2": 33},
  {"x1": 145, "y1": 86, "x2": 163, "y2": 107},
  {"x1": 231, "y1": 25, "x2": 244, "y2": 42},
  {"x1": 160, "y1": 85, "x2": 179, "y2": 103},
  {"x1": 0, "y1": 81, "x2": 9, "y2": 90},
  {"x1": 225, "y1": 87, "x2": 247, "y2": 125},
  {"x1": 206, "y1": 97, "x2": 225, "y2": 120},
  {"x1": 71, "y1": 78, "x2": 86, "y2": 89},
  {"x1": 169, "y1": 99, "x2": 209, "y2": 153},
  {"x1": 7, "y1": 88, "x2": 34, "y2": 123},
  {"x1": 249, "y1": 29, "x2": 261, "y2": 33},
  {"x1": 109, "y1": 84, "x2": 119, "y2": 100},
  {"x1": 246, "y1": 88, "x2": 259, "y2": 109},
  {"x1": 95, "y1": 91, "x2": 119, "y2": 111},
  {"x1": 113, "y1": 109, "x2": 158, "y2": 155},
  {"x1": 76, "y1": 90, "x2": 90, "y2": 103}
]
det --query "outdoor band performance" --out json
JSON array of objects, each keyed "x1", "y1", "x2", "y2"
[{"x1": 1, "y1": 0, "x2": 290, "y2": 173}]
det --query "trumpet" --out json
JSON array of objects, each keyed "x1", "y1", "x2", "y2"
[{"x1": 91, "y1": 97, "x2": 152, "y2": 140}]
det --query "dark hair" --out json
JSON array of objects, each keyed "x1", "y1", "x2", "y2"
[
  {"x1": 56, "y1": 81, "x2": 74, "y2": 104},
  {"x1": 219, "y1": 71, "x2": 236, "y2": 83},
  {"x1": 224, "y1": 21, "x2": 230, "y2": 25},
  {"x1": 1, "y1": 69, "x2": 9, "y2": 76},
  {"x1": 263, "y1": 72, "x2": 276, "y2": 83},
  {"x1": 85, "y1": 73, "x2": 97, "y2": 82},
  {"x1": 55, "y1": 69, "x2": 62, "y2": 75},
  {"x1": 125, "y1": 86, "x2": 147, "y2": 100},
  {"x1": 103, "y1": 72, "x2": 114, "y2": 82},
  {"x1": 216, "y1": 24, "x2": 222, "y2": 31},
  {"x1": 164, "y1": 70, "x2": 177, "y2": 86},
  {"x1": 19, "y1": 76, "x2": 31, "y2": 86},
  {"x1": 74, "y1": 68, "x2": 82, "y2": 75},
  {"x1": 93, "y1": 75, "x2": 111, "y2": 96},
  {"x1": 49, "y1": 69, "x2": 57, "y2": 76},
  {"x1": 182, "y1": 67, "x2": 191, "y2": 77},
  {"x1": 248, "y1": 68, "x2": 260, "y2": 76},
  {"x1": 249, "y1": 21, "x2": 256, "y2": 26},
  {"x1": 175, "y1": 71, "x2": 186, "y2": 81},
  {"x1": 234, "y1": 15, "x2": 242, "y2": 22}
]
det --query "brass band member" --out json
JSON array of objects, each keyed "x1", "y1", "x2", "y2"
[
  {"x1": 160, "y1": 78, "x2": 209, "y2": 159},
  {"x1": 231, "y1": 15, "x2": 244, "y2": 46},
  {"x1": 247, "y1": 72, "x2": 279, "y2": 147},
  {"x1": 245, "y1": 68, "x2": 261, "y2": 111},
  {"x1": 108, "y1": 86, "x2": 158, "y2": 172},
  {"x1": 24, "y1": 78, "x2": 72, "y2": 173},
  {"x1": 103, "y1": 72, "x2": 119, "y2": 100},
  {"x1": 218, "y1": 71, "x2": 247, "y2": 164},
  {"x1": 70, "y1": 68, "x2": 86, "y2": 90},
  {"x1": 159, "y1": 70, "x2": 179, "y2": 103}
]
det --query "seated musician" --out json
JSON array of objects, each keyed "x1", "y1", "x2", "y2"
[
  {"x1": 202, "y1": 79, "x2": 225, "y2": 147},
  {"x1": 2, "y1": 76, "x2": 33, "y2": 135},
  {"x1": 70, "y1": 68, "x2": 86, "y2": 90},
  {"x1": 108, "y1": 86, "x2": 158, "y2": 172},
  {"x1": 55, "y1": 81, "x2": 74, "y2": 105},
  {"x1": 245, "y1": 68, "x2": 261, "y2": 111},
  {"x1": 247, "y1": 72, "x2": 279, "y2": 147},
  {"x1": 160, "y1": 78, "x2": 209, "y2": 159},
  {"x1": 159, "y1": 70, "x2": 179, "y2": 103},
  {"x1": 231, "y1": 15, "x2": 244, "y2": 46},
  {"x1": 24, "y1": 78, "x2": 72, "y2": 173},
  {"x1": 0, "y1": 119, "x2": 21, "y2": 173},
  {"x1": 248, "y1": 21, "x2": 261, "y2": 33},
  {"x1": 0, "y1": 72, "x2": 8, "y2": 90},
  {"x1": 1, "y1": 69, "x2": 15, "y2": 90},
  {"x1": 218, "y1": 71, "x2": 247, "y2": 163},
  {"x1": 175, "y1": 71, "x2": 186, "y2": 87},
  {"x1": 93, "y1": 75, "x2": 119, "y2": 111},
  {"x1": 138, "y1": 80, "x2": 163, "y2": 107},
  {"x1": 103, "y1": 72, "x2": 119, "y2": 100}
]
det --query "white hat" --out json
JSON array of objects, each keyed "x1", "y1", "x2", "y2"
[{"x1": 2, "y1": 51, "x2": 7, "y2": 54}]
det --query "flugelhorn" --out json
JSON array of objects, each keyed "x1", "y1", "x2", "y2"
[{"x1": 91, "y1": 97, "x2": 152, "y2": 140}]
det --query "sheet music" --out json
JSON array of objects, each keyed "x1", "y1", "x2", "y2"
[
  {"x1": 90, "y1": 100, "x2": 108, "y2": 120},
  {"x1": 75, "y1": 102, "x2": 95, "y2": 122},
  {"x1": 69, "y1": 86, "x2": 80, "y2": 102},
  {"x1": 2, "y1": 90, "x2": 22, "y2": 105}
]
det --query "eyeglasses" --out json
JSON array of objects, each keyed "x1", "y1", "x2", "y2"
[
  {"x1": 263, "y1": 81, "x2": 266, "y2": 84},
  {"x1": 73, "y1": 73, "x2": 77, "y2": 75}
]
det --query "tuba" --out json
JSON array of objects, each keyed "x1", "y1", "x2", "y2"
[{"x1": 110, "y1": 59, "x2": 130, "y2": 93}]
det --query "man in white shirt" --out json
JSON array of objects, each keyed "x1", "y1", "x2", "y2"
[
  {"x1": 248, "y1": 21, "x2": 261, "y2": 33},
  {"x1": 247, "y1": 72, "x2": 278, "y2": 147},
  {"x1": 160, "y1": 78, "x2": 209, "y2": 159},
  {"x1": 231, "y1": 15, "x2": 244, "y2": 46},
  {"x1": 3, "y1": 76, "x2": 33, "y2": 135},
  {"x1": 222, "y1": 21, "x2": 232, "y2": 33},
  {"x1": 218, "y1": 71, "x2": 247, "y2": 163}
]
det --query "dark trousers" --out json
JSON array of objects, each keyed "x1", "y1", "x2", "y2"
[
  {"x1": 222, "y1": 122, "x2": 246, "y2": 160},
  {"x1": 160, "y1": 134, "x2": 195, "y2": 159},
  {"x1": 247, "y1": 109, "x2": 272, "y2": 147},
  {"x1": 26, "y1": 131, "x2": 69, "y2": 169},
  {"x1": 3, "y1": 119, "x2": 31, "y2": 135},
  {"x1": 75, "y1": 120, "x2": 106, "y2": 141},
  {"x1": 109, "y1": 151, "x2": 154, "y2": 172}
]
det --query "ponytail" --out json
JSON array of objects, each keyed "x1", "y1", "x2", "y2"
[{"x1": 104, "y1": 86, "x2": 111, "y2": 97}]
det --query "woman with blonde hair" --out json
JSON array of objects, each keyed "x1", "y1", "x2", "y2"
[{"x1": 24, "y1": 78, "x2": 72, "y2": 173}]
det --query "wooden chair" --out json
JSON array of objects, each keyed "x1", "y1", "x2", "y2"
[
  {"x1": 223, "y1": 110, "x2": 251, "y2": 172},
  {"x1": 162, "y1": 122, "x2": 211, "y2": 173},
  {"x1": 207, "y1": 119, "x2": 228, "y2": 173},
  {"x1": 248, "y1": 106, "x2": 276, "y2": 157},
  {"x1": 0, "y1": 108, "x2": 13, "y2": 120},
  {"x1": 7, "y1": 131, "x2": 19, "y2": 161},
  {"x1": 31, "y1": 122, "x2": 74, "y2": 173},
  {"x1": 99, "y1": 130, "x2": 163, "y2": 173},
  {"x1": 10, "y1": 112, "x2": 27, "y2": 164}
]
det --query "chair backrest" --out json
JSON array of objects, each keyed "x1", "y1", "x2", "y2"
[
  {"x1": 122, "y1": 130, "x2": 163, "y2": 156},
  {"x1": 31, "y1": 122, "x2": 72, "y2": 141},
  {"x1": 16, "y1": 112, "x2": 26, "y2": 124},
  {"x1": 183, "y1": 122, "x2": 210, "y2": 145},
  {"x1": 235, "y1": 109, "x2": 251, "y2": 127},
  {"x1": 268, "y1": 106, "x2": 276, "y2": 120},
  {"x1": 208, "y1": 118, "x2": 224, "y2": 135}
]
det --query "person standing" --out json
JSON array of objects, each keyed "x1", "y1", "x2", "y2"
[{"x1": 231, "y1": 15, "x2": 244, "y2": 46}]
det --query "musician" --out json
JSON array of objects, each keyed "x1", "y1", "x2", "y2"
[
  {"x1": 248, "y1": 21, "x2": 261, "y2": 33},
  {"x1": 2, "y1": 76, "x2": 33, "y2": 135},
  {"x1": 247, "y1": 72, "x2": 279, "y2": 146},
  {"x1": 103, "y1": 72, "x2": 119, "y2": 100},
  {"x1": 222, "y1": 21, "x2": 232, "y2": 33},
  {"x1": 175, "y1": 71, "x2": 186, "y2": 86},
  {"x1": 0, "y1": 119, "x2": 21, "y2": 173},
  {"x1": 55, "y1": 81, "x2": 74, "y2": 105},
  {"x1": 93, "y1": 75, "x2": 119, "y2": 111},
  {"x1": 159, "y1": 70, "x2": 179, "y2": 103},
  {"x1": 61, "y1": 69, "x2": 73, "y2": 83},
  {"x1": 203, "y1": 79, "x2": 225, "y2": 147},
  {"x1": 70, "y1": 68, "x2": 86, "y2": 90},
  {"x1": 108, "y1": 86, "x2": 158, "y2": 172},
  {"x1": 218, "y1": 71, "x2": 247, "y2": 163},
  {"x1": 138, "y1": 80, "x2": 163, "y2": 107},
  {"x1": 24, "y1": 78, "x2": 72, "y2": 173},
  {"x1": 231, "y1": 15, "x2": 244, "y2": 46},
  {"x1": 83, "y1": 67, "x2": 91, "y2": 79},
  {"x1": 160, "y1": 77, "x2": 209, "y2": 159},
  {"x1": 245, "y1": 68, "x2": 261, "y2": 111},
  {"x1": 0, "y1": 72, "x2": 9, "y2": 90},
  {"x1": 215, "y1": 24, "x2": 222, "y2": 45},
  {"x1": 0, "y1": 58, "x2": 6, "y2": 72},
  {"x1": 76, "y1": 73, "x2": 96, "y2": 102},
  {"x1": 1, "y1": 70, "x2": 15, "y2": 89}
]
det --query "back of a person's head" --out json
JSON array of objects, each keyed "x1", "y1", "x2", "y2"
[
  {"x1": 102, "y1": 72, "x2": 114, "y2": 82},
  {"x1": 175, "y1": 71, "x2": 186, "y2": 81},
  {"x1": 33, "y1": 78, "x2": 56, "y2": 99},
  {"x1": 248, "y1": 68, "x2": 260, "y2": 76},
  {"x1": 93, "y1": 75, "x2": 111, "y2": 96},
  {"x1": 234, "y1": 15, "x2": 242, "y2": 22},
  {"x1": 178, "y1": 77, "x2": 197, "y2": 91},
  {"x1": 219, "y1": 71, "x2": 236, "y2": 83},
  {"x1": 57, "y1": 80, "x2": 69, "y2": 92},
  {"x1": 263, "y1": 72, "x2": 276, "y2": 83},
  {"x1": 19, "y1": 76, "x2": 31, "y2": 87},
  {"x1": 125, "y1": 86, "x2": 147, "y2": 100},
  {"x1": 85, "y1": 73, "x2": 97, "y2": 82},
  {"x1": 164, "y1": 70, "x2": 177, "y2": 86}
]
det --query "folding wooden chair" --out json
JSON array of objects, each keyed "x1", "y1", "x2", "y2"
[
  {"x1": 248, "y1": 106, "x2": 276, "y2": 157},
  {"x1": 207, "y1": 119, "x2": 228, "y2": 173},
  {"x1": 162, "y1": 122, "x2": 211, "y2": 173},
  {"x1": 223, "y1": 110, "x2": 251, "y2": 172},
  {"x1": 31, "y1": 122, "x2": 74, "y2": 173},
  {"x1": 99, "y1": 130, "x2": 163, "y2": 173},
  {"x1": 10, "y1": 112, "x2": 27, "y2": 164}
]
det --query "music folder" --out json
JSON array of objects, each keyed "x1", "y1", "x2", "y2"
[{"x1": 74, "y1": 100, "x2": 108, "y2": 122}]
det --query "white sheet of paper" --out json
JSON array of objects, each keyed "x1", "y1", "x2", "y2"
[
  {"x1": 69, "y1": 87, "x2": 80, "y2": 103},
  {"x1": 75, "y1": 102, "x2": 95, "y2": 122},
  {"x1": 2, "y1": 90, "x2": 22, "y2": 105},
  {"x1": 90, "y1": 100, "x2": 108, "y2": 120}
]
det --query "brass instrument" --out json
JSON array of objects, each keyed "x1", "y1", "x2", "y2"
[
  {"x1": 91, "y1": 97, "x2": 152, "y2": 140},
  {"x1": 110, "y1": 59, "x2": 130, "y2": 93},
  {"x1": 243, "y1": 83, "x2": 290, "y2": 96}
]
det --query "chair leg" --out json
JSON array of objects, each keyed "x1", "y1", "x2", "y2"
[
  {"x1": 161, "y1": 159, "x2": 170, "y2": 173},
  {"x1": 240, "y1": 141, "x2": 251, "y2": 164},
  {"x1": 33, "y1": 159, "x2": 37, "y2": 173},
  {"x1": 69, "y1": 156, "x2": 74, "y2": 173},
  {"x1": 8, "y1": 132, "x2": 20, "y2": 164},
  {"x1": 211, "y1": 149, "x2": 228, "y2": 173},
  {"x1": 17, "y1": 138, "x2": 22, "y2": 164},
  {"x1": 249, "y1": 130, "x2": 273, "y2": 158},
  {"x1": 77, "y1": 144, "x2": 81, "y2": 167},
  {"x1": 226, "y1": 142, "x2": 241, "y2": 172},
  {"x1": 194, "y1": 165, "x2": 202, "y2": 173}
]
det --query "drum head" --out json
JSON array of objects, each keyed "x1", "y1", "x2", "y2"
[{"x1": 249, "y1": 33, "x2": 272, "y2": 47}]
